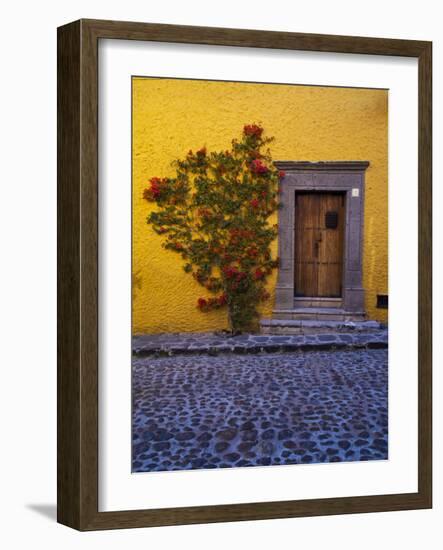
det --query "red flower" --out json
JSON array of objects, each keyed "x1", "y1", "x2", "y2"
[
  {"x1": 197, "y1": 146, "x2": 207, "y2": 156},
  {"x1": 197, "y1": 297, "x2": 208, "y2": 309},
  {"x1": 278, "y1": 170, "x2": 286, "y2": 179},
  {"x1": 250, "y1": 159, "x2": 269, "y2": 175},
  {"x1": 218, "y1": 293, "x2": 227, "y2": 306},
  {"x1": 243, "y1": 124, "x2": 263, "y2": 138},
  {"x1": 222, "y1": 265, "x2": 239, "y2": 279},
  {"x1": 145, "y1": 177, "x2": 163, "y2": 199},
  {"x1": 250, "y1": 198, "x2": 260, "y2": 208},
  {"x1": 254, "y1": 268, "x2": 265, "y2": 280}
]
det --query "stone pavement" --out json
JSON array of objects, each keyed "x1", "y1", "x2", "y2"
[
  {"x1": 132, "y1": 349, "x2": 388, "y2": 472},
  {"x1": 132, "y1": 326, "x2": 388, "y2": 356}
]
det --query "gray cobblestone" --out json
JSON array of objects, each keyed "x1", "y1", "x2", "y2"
[{"x1": 132, "y1": 349, "x2": 388, "y2": 472}]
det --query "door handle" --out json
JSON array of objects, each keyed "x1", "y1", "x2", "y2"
[{"x1": 314, "y1": 231, "x2": 322, "y2": 257}]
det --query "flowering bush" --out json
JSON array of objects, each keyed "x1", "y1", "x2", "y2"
[{"x1": 143, "y1": 124, "x2": 284, "y2": 332}]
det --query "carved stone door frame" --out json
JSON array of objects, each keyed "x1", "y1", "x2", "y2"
[{"x1": 274, "y1": 161, "x2": 370, "y2": 315}]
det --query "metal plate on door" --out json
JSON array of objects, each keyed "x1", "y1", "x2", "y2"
[{"x1": 325, "y1": 211, "x2": 338, "y2": 229}]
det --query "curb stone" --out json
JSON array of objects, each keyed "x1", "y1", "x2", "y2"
[{"x1": 132, "y1": 330, "x2": 388, "y2": 357}]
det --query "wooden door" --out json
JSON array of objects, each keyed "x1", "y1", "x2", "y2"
[{"x1": 294, "y1": 192, "x2": 345, "y2": 297}]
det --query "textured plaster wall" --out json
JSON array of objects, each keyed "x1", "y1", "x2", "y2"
[{"x1": 132, "y1": 78, "x2": 388, "y2": 333}]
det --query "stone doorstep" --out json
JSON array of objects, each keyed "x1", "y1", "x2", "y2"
[
  {"x1": 271, "y1": 308, "x2": 367, "y2": 322},
  {"x1": 260, "y1": 318, "x2": 382, "y2": 333},
  {"x1": 293, "y1": 298, "x2": 342, "y2": 309}
]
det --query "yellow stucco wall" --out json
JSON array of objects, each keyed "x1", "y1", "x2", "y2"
[{"x1": 132, "y1": 78, "x2": 388, "y2": 334}]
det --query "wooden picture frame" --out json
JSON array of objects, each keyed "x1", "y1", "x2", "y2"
[{"x1": 57, "y1": 18, "x2": 432, "y2": 530}]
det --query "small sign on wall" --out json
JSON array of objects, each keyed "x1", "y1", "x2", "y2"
[{"x1": 352, "y1": 188, "x2": 360, "y2": 197}]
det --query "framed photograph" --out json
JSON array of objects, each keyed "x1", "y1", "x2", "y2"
[{"x1": 57, "y1": 19, "x2": 432, "y2": 530}]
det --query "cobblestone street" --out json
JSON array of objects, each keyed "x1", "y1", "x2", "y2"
[{"x1": 132, "y1": 348, "x2": 388, "y2": 472}]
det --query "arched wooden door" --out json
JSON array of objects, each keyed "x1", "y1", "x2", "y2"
[{"x1": 294, "y1": 192, "x2": 345, "y2": 297}]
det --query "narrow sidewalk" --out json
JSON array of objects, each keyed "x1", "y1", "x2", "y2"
[{"x1": 133, "y1": 326, "x2": 388, "y2": 356}]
